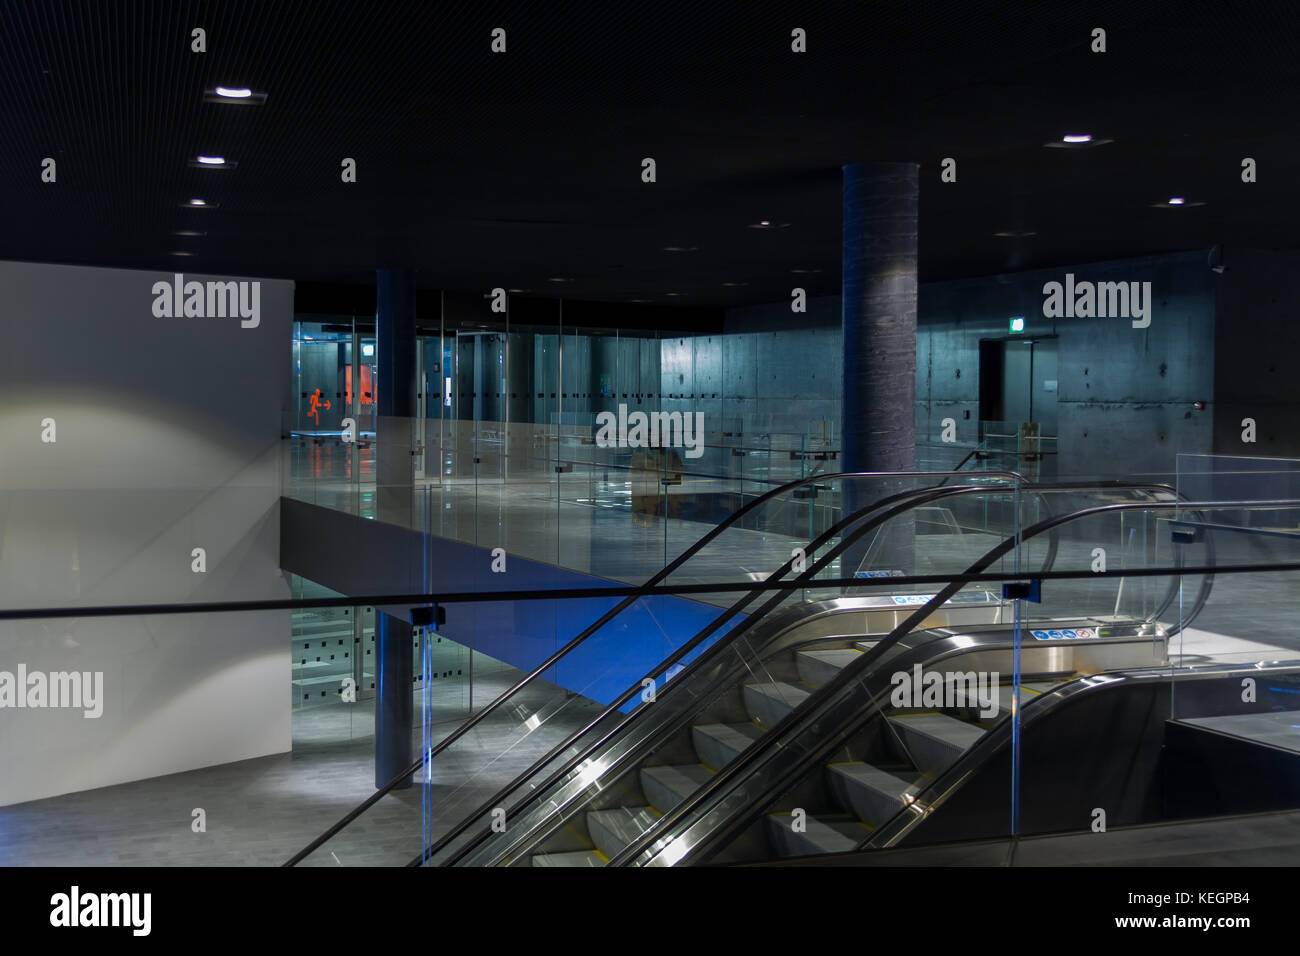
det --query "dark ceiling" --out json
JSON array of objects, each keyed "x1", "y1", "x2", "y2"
[{"x1": 3, "y1": 0, "x2": 1300, "y2": 312}]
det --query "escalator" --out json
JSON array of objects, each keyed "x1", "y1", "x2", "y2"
[
  {"x1": 286, "y1": 468, "x2": 1041, "y2": 865},
  {"x1": 416, "y1": 483, "x2": 1200, "y2": 867},
  {"x1": 288, "y1": 474, "x2": 1230, "y2": 868},
  {"x1": 566, "y1": 493, "x2": 1232, "y2": 867},
  {"x1": 497, "y1": 614, "x2": 1167, "y2": 867}
]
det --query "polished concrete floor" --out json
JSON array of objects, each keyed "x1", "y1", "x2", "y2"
[{"x1": 0, "y1": 655, "x2": 607, "y2": 866}]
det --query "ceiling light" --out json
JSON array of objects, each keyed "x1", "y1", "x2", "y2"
[
  {"x1": 172, "y1": 230, "x2": 206, "y2": 237},
  {"x1": 993, "y1": 230, "x2": 1037, "y2": 238},
  {"x1": 168, "y1": 250, "x2": 194, "y2": 257},
  {"x1": 1009, "y1": 316, "x2": 1025, "y2": 333},
  {"x1": 721, "y1": 281, "x2": 748, "y2": 287},
  {"x1": 204, "y1": 86, "x2": 267, "y2": 105},
  {"x1": 1044, "y1": 135, "x2": 1113, "y2": 149},
  {"x1": 547, "y1": 277, "x2": 572, "y2": 283},
  {"x1": 790, "y1": 267, "x2": 822, "y2": 274},
  {"x1": 747, "y1": 220, "x2": 790, "y2": 230},
  {"x1": 1168, "y1": 196, "x2": 1185, "y2": 205},
  {"x1": 188, "y1": 198, "x2": 207, "y2": 206},
  {"x1": 662, "y1": 245, "x2": 698, "y2": 252},
  {"x1": 189, "y1": 155, "x2": 236, "y2": 169},
  {"x1": 1151, "y1": 197, "x2": 1205, "y2": 208}
]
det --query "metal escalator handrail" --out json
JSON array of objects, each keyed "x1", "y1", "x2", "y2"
[
  {"x1": 418, "y1": 479, "x2": 1031, "y2": 866},
  {"x1": 283, "y1": 467, "x2": 1027, "y2": 866},
  {"x1": 618, "y1": 494, "x2": 1293, "y2": 866},
  {"x1": 439, "y1": 480, "x2": 1168, "y2": 866},
  {"x1": 441, "y1": 481, "x2": 1187, "y2": 866}
]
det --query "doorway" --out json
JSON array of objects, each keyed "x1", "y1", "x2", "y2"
[{"x1": 978, "y1": 336, "x2": 1058, "y2": 437}]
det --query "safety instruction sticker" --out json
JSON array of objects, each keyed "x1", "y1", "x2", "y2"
[{"x1": 1031, "y1": 627, "x2": 1098, "y2": 641}]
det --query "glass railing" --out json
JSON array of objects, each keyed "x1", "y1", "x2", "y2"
[
  {"x1": 290, "y1": 477, "x2": 1192, "y2": 866},
  {"x1": 423, "y1": 482, "x2": 1188, "y2": 866},
  {"x1": 284, "y1": 471, "x2": 1035, "y2": 865},
  {"x1": 6, "y1": 464, "x2": 1300, "y2": 866},
  {"x1": 613, "y1": 496, "x2": 1300, "y2": 867},
  {"x1": 282, "y1": 414, "x2": 847, "y2": 585}
]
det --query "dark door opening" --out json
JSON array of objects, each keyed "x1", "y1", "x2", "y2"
[{"x1": 979, "y1": 337, "x2": 1058, "y2": 437}]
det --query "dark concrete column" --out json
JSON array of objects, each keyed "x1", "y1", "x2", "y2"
[
  {"x1": 375, "y1": 268, "x2": 417, "y2": 787},
  {"x1": 841, "y1": 163, "x2": 919, "y2": 575}
]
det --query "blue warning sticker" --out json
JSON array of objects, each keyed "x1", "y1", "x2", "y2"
[{"x1": 1031, "y1": 627, "x2": 1098, "y2": 641}]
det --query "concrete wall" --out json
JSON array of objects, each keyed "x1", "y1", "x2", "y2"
[
  {"x1": 660, "y1": 325, "x2": 841, "y2": 447},
  {"x1": 0, "y1": 260, "x2": 293, "y2": 806},
  {"x1": 1213, "y1": 247, "x2": 1300, "y2": 457},
  {"x1": 713, "y1": 250, "x2": 1218, "y2": 480},
  {"x1": 918, "y1": 251, "x2": 1217, "y2": 479}
]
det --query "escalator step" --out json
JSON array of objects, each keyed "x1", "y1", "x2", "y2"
[
  {"x1": 827, "y1": 762, "x2": 918, "y2": 827},
  {"x1": 743, "y1": 682, "x2": 811, "y2": 728},
  {"x1": 887, "y1": 713, "x2": 986, "y2": 777},
  {"x1": 531, "y1": 850, "x2": 608, "y2": 867},
  {"x1": 587, "y1": 806, "x2": 661, "y2": 860},
  {"x1": 796, "y1": 648, "x2": 864, "y2": 688},
  {"x1": 765, "y1": 813, "x2": 867, "y2": 858},
  {"x1": 692, "y1": 723, "x2": 764, "y2": 770},
  {"x1": 641, "y1": 764, "x2": 715, "y2": 813}
]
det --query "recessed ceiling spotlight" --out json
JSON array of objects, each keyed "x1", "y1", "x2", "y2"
[
  {"x1": 204, "y1": 86, "x2": 267, "y2": 105},
  {"x1": 506, "y1": 288, "x2": 529, "y2": 293},
  {"x1": 790, "y1": 267, "x2": 822, "y2": 274},
  {"x1": 182, "y1": 198, "x2": 220, "y2": 208},
  {"x1": 1044, "y1": 135, "x2": 1113, "y2": 149},
  {"x1": 168, "y1": 250, "x2": 194, "y2": 257},
  {"x1": 721, "y1": 281, "x2": 748, "y2": 287},
  {"x1": 1168, "y1": 197, "x2": 1185, "y2": 205},
  {"x1": 189, "y1": 155, "x2": 236, "y2": 169},
  {"x1": 629, "y1": 299, "x2": 650, "y2": 303},
  {"x1": 662, "y1": 245, "x2": 699, "y2": 252},
  {"x1": 547, "y1": 277, "x2": 572, "y2": 283},
  {"x1": 993, "y1": 230, "x2": 1038, "y2": 238},
  {"x1": 1151, "y1": 197, "x2": 1205, "y2": 208},
  {"x1": 172, "y1": 229, "x2": 206, "y2": 237},
  {"x1": 665, "y1": 292, "x2": 684, "y2": 297},
  {"x1": 747, "y1": 220, "x2": 790, "y2": 230}
]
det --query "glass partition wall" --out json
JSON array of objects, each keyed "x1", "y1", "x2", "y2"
[{"x1": 288, "y1": 308, "x2": 846, "y2": 579}]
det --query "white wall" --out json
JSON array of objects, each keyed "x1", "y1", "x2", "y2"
[{"x1": 0, "y1": 260, "x2": 293, "y2": 806}]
